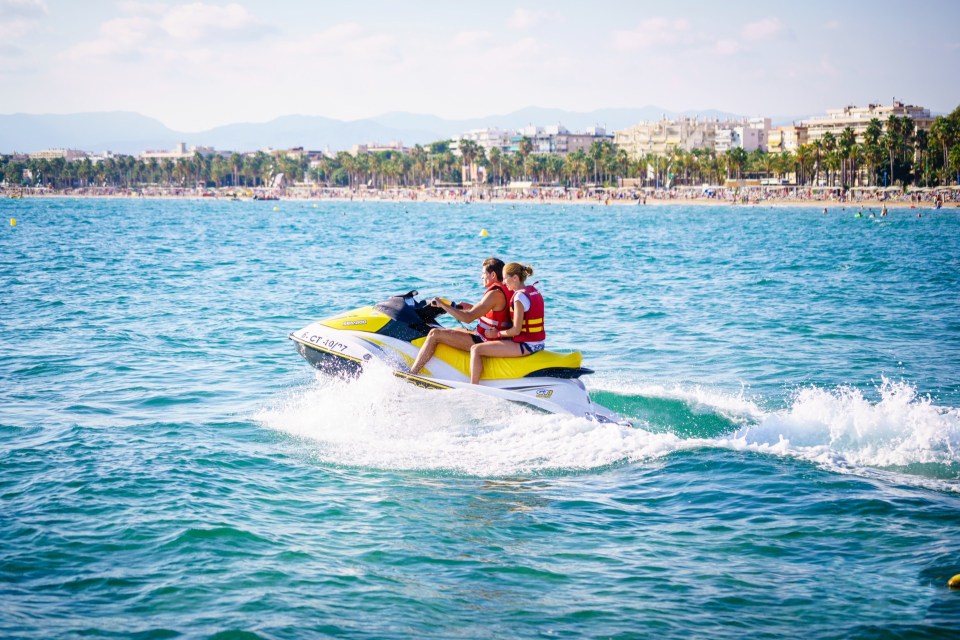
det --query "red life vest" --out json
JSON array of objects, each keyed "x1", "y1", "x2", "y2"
[
  {"x1": 510, "y1": 285, "x2": 545, "y2": 343},
  {"x1": 476, "y1": 283, "x2": 511, "y2": 340}
]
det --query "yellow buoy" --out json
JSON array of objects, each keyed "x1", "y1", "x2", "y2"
[
  {"x1": 313, "y1": 204, "x2": 318, "y2": 208},
  {"x1": 479, "y1": 229, "x2": 489, "y2": 237},
  {"x1": 10, "y1": 218, "x2": 15, "y2": 227},
  {"x1": 949, "y1": 574, "x2": 960, "y2": 589},
  {"x1": 273, "y1": 206, "x2": 279, "y2": 211}
]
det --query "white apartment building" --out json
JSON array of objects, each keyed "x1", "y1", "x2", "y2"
[
  {"x1": 616, "y1": 116, "x2": 773, "y2": 157},
  {"x1": 803, "y1": 100, "x2": 934, "y2": 143},
  {"x1": 614, "y1": 117, "x2": 719, "y2": 158},
  {"x1": 457, "y1": 124, "x2": 612, "y2": 156},
  {"x1": 139, "y1": 142, "x2": 218, "y2": 160},
  {"x1": 28, "y1": 148, "x2": 88, "y2": 161},
  {"x1": 767, "y1": 125, "x2": 809, "y2": 153},
  {"x1": 351, "y1": 141, "x2": 409, "y2": 155},
  {"x1": 714, "y1": 118, "x2": 771, "y2": 154},
  {"x1": 459, "y1": 128, "x2": 514, "y2": 154}
]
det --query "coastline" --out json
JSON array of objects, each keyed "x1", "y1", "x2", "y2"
[{"x1": 3, "y1": 185, "x2": 957, "y2": 210}]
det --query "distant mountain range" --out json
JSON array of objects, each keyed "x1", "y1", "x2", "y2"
[{"x1": 0, "y1": 106, "x2": 808, "y2": 155}]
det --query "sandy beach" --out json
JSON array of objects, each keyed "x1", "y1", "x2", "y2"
[{"x1": 3, "y1": 184, "x2": 957, "y2": 210}]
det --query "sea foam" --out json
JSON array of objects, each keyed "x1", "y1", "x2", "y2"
[
  {"x1": 258, "y1": 369, "x2": 960, "y2": 485},
  {"x1": 730, "y1": 377, "x2": 960, "y2": 471}
]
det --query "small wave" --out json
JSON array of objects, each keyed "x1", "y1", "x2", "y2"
[
  {"x1": 259, "y1": 369, "x2": 959, "y2": 486},
  {"x1": 162, "y1": 525, "x2": 275, "y2": 552},
  {"x1": 590, "y1": 387, "x2": 749, "y2": 438},
  {"x1": 256, "y1": 366, "x2": 686, "y2": 475},
  {"x1": 727, "y1": 378, "x2": 960, "y2": 481}
]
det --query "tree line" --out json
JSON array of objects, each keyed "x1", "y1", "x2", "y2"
[{"x1": 3, "y1": 107, "x2": 958, "y2": 191}]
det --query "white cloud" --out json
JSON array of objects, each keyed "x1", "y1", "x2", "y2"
[
  {"x1": 453, "y1": 30, "x2": 493, "y2": 48},
  {"x1": 741, "y1": 18, "x2": 783, "y2": 41},
  {"x1": 117, "y1": 1, "x2": 169, "y2": 16},
  {"x1": 714, "y1": 39, "x2": 742, "y2": 56},
  {"x1": 0, "y1": 0, "x2": 47, "y2": 19},
  {"x1": 65, "y1": 2, "x2": 273, "y2": 61},
  {"x1": 68, "y1": 16, "x2": 156, "y2": 58},
  {"x1": 279, "y1": 23, "x2": 399, "y2": 64},
  {"x1": 612, "y1": 18, "x2": 691, "y2": 51},
  {"x1": 507, "y1": 8, "x2": 560, "y2": 30},
  {"x1": 819, "y1": 54, "x2": 839, "y2": 78},
  {"x1": 159, "y1": 2, "x2": 269, "y2": 41},
  {"x1": 0, "y1": 0, "x2": 47, "y2": 41},
  {"x1": 485, "y1": 36, "x2": 544, "y2": 64}
]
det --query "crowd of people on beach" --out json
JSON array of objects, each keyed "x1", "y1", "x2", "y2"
[{"x1": 2, "y1": 183, "x2": 957, "y2": 207}]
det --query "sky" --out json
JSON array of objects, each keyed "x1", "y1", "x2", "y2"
[{"x1": 1, "y1": 0, "x2": 959, "y2": 132}]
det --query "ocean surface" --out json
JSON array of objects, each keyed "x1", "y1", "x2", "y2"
[{"x1": 2, "y1": 197, "x2": 959, "y2": 639}]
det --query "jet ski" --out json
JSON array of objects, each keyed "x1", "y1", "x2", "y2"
[{"x1": 289, "y1": 290, "x2": 629, "y2": 424}]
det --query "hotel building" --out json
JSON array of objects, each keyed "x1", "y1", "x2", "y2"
[
  {"x1": 766, "y1": 125, "x2": 809, "y2": 153},
  {"x1": 28, "y1": 148, "x2": 88, "y2": 161},
  {"x1": 615, "y1": 116, "x2": 770, "y2": 158},
  {"x1": 139, "y1": 142, "x2": 218, "y2": 160},
  {"x1": 714, "y1": 118, "x2": 772, "y2": 154},
  {"x1": 457, "y1": 124, "x2": 612, "y2": 156},
  {"x1": 802, "y1": 101, "x2": 934, "y2": 143}
]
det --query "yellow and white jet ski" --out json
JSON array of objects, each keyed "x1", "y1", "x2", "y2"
[{"x1": 289, "y1": 290, "x2": 628, "y2": 424}]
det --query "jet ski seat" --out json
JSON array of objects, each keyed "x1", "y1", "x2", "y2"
[{"x1": 427, "y1": 343, "x2": 593, "y2": 380}]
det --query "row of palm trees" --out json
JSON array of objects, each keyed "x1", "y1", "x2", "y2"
[{"x1": 3, "y1": 107, "x2": 959, "y2": 192}]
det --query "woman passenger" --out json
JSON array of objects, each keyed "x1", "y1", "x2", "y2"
[{"x1": 467, "y1": 262, "x2": 545, "y2": 384}]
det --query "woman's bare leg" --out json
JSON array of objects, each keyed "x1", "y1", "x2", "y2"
[{"x1": 469, "y1": 340, "x2": 523, "y2": 384}]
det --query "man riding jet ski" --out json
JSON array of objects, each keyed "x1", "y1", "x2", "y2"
[{"x1": 289, "y1": 290, "x2": 628, "y2": 424}]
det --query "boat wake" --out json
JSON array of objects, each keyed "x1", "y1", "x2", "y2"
[
  {"x1": 728, "y1": 378, "x2": 960, "y2": 483},
  {"x1": 257, "y1": 368, "x2": 960, "y2": 488}
]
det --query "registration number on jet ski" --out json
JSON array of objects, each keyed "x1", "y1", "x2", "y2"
[{"x1": 304, "y1": 334, "x2": 349, "y2": 352}]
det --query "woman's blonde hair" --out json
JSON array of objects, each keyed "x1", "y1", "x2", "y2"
[{"x1": 504, "y1": 262, "x2": 534, "y2": 284}]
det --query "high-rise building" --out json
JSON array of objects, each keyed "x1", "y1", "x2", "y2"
[
  {"x1": 767, "y1": 125, "x2": 809, "y2": 153},
  {"x1": 802, "y1": 101, "x2": 933, "y2": 143},
  {"x1": 615, "y1": 116, "x2": 770, "y2": 158},
  {"x1": 457, "y1": 124, "x2": 612, "y2": 156}
]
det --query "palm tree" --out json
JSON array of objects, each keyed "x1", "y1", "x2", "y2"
[
  {"x1": 726, "y1": 147, "x2": 747, "y2": 183},
  {"x1": 811, "y1": 139, "x2": 823, "y2": 186},
  {"x1": 77, "y1": 158, "x2": 93, "y2": 187},
  {"x1": 228, "y1": 153, "x2": 242, "y2": 187},
  {"x1": 564, "y1": 149, "x2": 587, "y2": 187},
  {"x1": 883, "y1": 115, "x2": 904, "y2": 187},
  {"x1": 863, "y1": 119, "x2": 884, "y2": 186},
  {"x1": 458, "y1": 139, "x2": 480, "y2": 184},
  {"x1": 614, "y1": 148, "x2": 630, "y2": 184},
  {"x1": 839, "y1": 127, "x2": 856, "y2": 187},
  {"x1": 546, "y1": 155, "x2": 564, "y2": 185},
  {"x1": 488, "y1": 147, "x2": 502, "y2": 186},
  {"x1": 929, "y1": 114, "x2": 958, "y2": 184},
  {"x1": 410, "y1": 145, "x2": 427, "y2": 186},
  {"x1": 821, "y1": 132, "x2": 837, "y2": 186},
  {"x1": 161, "y1": 159, "x2": 174, "y2": 186},
  {"x1": 914, "y1": 129, "x2": 929, "y2": 186},
  {"x1": 517, "y1": 137, "x2": 533, "y2": 180}
]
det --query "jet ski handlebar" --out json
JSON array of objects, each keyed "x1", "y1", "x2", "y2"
[{"x1": 381, "y1": 291, "x2": 447, "y2": 325}]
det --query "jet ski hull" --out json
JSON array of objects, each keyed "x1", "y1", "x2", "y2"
[
  {"x1": 289, "y1": 292, "x2": 629, "y2": 425},
  {"x1": 292, "y1": 338, "x2": 364, "y2": 378}
]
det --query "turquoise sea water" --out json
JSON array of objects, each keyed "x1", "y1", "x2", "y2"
[{"x1": 2, "y1": 197, "x2": 959, "y2": 639}]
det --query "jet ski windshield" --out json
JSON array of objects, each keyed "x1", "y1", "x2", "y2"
[{"x1": 373, "y1": 291, "x2": 446, "y2": 338}]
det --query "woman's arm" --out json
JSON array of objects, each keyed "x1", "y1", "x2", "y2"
[{"x1": 490, "y1": 299, "x2": 525, "y2": 339}]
